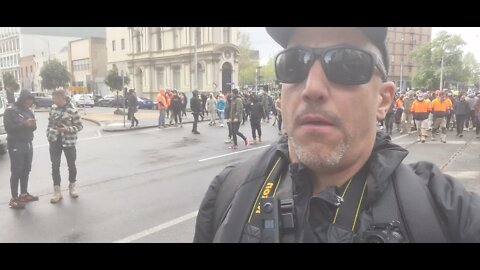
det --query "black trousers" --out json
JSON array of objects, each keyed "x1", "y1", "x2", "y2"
[
  {"x1": 466, "y1": 110, "x2": 475, "y2": 128},
  {"x1": 192, "y1": 113, "x2": 199, "y2": 132},
  {"x1": 173, "y1": 109, "x2": 182, "y2": 124},
  {"x1": 456, "y1": 114, "x2": 466, "y2": 135},
  {"x1": 227, "y1": 122, "x2": 233, "y2": 138},
  {"x1": 232, "y1": 121, "x2": 246, "y2": 146},
  {"x1": 50, "y1": 140, "x2": 77, "y2": 186},
  {"x1": 128, "y1": 108, "x2": 138, "y2": 127},
  {"x1": 250, "y1": 118, "x2": 262, "y2": 139},
  {"x1": 277, "y1": 113, "x2": 282, "y2": 131},
  {"x1": 8, "y1": 141, "x2": 33, "y2": 199}
]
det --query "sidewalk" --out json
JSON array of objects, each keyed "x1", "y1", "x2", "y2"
[{"x1": 81, "y1": 109, "x2": 211, "y2": 132}]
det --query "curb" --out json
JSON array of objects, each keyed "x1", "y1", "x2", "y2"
[{"x1": 81, "y1": 117, "x2": 103, "y2": 127}]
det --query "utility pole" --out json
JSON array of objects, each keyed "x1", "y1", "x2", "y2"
[
  {"x1": 194, "y1": 27, "x2": 198, "y2": 90},
  {"x1": 122, "y1": 70, "x2": 126, "y2": 128},
  {"x1": 440, "y1": 54, "x2": 444, "y2": 91}
]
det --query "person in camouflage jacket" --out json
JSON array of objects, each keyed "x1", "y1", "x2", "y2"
[{"x1": 46, "y1": 90, "x2": 83, "y2": 203}]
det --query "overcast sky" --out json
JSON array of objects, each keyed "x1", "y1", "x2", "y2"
[{"x1": 240, "y1": 27, "x2": 480, "y2": 65}]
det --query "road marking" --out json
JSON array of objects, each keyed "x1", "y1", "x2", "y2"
[
  {"x1": 443, "y1": 171, "x2": 480, "y2": 179},
  {"x1": 113, "y1": 211, "x2": 198, "y2": 243},
  {"x1": 391, "y1": 134, "x2": 409, "y2": 141},
  {"x1": 198, "y1": 145, "x2": 271, "y2": 162}
]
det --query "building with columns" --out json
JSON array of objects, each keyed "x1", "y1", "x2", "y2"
[{"x1": 107, "y1": 27, "x2": 239, "y2": 99}]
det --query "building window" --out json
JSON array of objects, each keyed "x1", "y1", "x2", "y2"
[
  {"x1": 156, "y1": 68, "x2": 164, "y2": 89},
  {"x1": 195, "y1": 27, "x2": 201, "y2": 46},
  {"x1": 72, "y1": 59, "x2": 90, "y2": 71},
  {"x1": 112, "y1": 40, "x2": 116, "y2": 51},
  {"x1": 197, "y1": 63, "x2": 204, "y2": 90},
  {"x1": 173, "y1": 67, "x2": 181, "y2": 89},
  {"x1": 30, "y1": 66, "x2": 33, "y2": 73},
  {"x1": 173, "y1": 28, "x2": 179, "y2": 49},
  {"x1": 223, "y1": 27, "x2": 231, "y2": 43},
  {"x1": 409, "y1": 65, "x2": 412, "y2": 72},
  {"x1": 157, "y1": 33, "x2": 162, "y2": 51},
  {"x1": 136, "y1": 35, "x2": 141, "y2": 53},
  {"x1": 121, "y1": 38, "x2": 125, "y2": 50}
]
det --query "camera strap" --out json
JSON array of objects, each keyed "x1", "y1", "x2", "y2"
[
  {"x1": 247, "y1": 155, "x2": 293, "y2": 242},
  {"x1": 248, "y1": 154, "x2": 369, "y2": 242},
  {"x1": 331, "y1": 166, "x2": 369, "y2": 232}
]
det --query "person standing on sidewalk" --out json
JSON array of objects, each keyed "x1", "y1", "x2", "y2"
[
  {"x1": 230, "y1": 89, "x2": 248, "y2": 149},
  {"x1": 181, "y1": 92, "x2": 188, "y2": 118},
  {"x1": 47, "y1": 90, "x2": 83, "y2": 203},
  {"x1": 249, "y1": 94, "x2": 265, "y2": 145},
  {"x1": 217, "y1": 94, "x2": 226, "y2": 127},
  {"x1": 453, "y1": 94, "x2": 470, "y2": 138},
  {"x1": 3, "y1": 90, "x2": 38, "y2": 209},
  {"x1": 224, "y1": 94, "x2": 233, "y2": 143},
  {"x1": 191, "y1": 90, "x2": 202, "y2": 134},
  {"x1": 157, "y1": 88, "x2": 167, "y2": 128},
  {"x1": 475, "y1": 93, "x2": 480, "y2": 138},
  {"x1": 206, "y1": 93, "x2": 217, "y2": 126},
  {"x1": 127, "y1": 89, "x2": 139, "y2": 128},
  {"x1": 170, "y1": 90, "x2": 183, "y2": 127},
  {"x1": 275, "y1": 93, "x2": 283, "y2": 135}
]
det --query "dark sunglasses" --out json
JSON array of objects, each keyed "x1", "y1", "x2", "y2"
[{"x1": 275, "y1": 46, "x2": 387, "y2": 85}]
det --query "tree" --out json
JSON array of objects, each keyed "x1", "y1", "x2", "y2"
[
  {"x1": 2, "y1": 72, "x2": 19, "y2": 91},
  {"x1": 40, "y1": 59, "x2": 71, "y2": 91},
  {"x1": 260, "y1": 56, "x2": 276, "y2": 83},
  {"x1": 104, "y1": 65, "x2": 130, "y2": 112},
  {"x1": 410, "y1": 31, "x2": 471, "y2": 90},
  {"x1": 238, "y1": 32, "x2": 258, "y2": 87}
]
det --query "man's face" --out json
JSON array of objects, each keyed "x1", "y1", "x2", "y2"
[
  {"x1": 281, "y1": 27, "x2": 395, "y2": 172},
  {"x1": 24, "y1": 98, "x2": 34, "y2": 108},
  {"x1": 52, "y1": 95, "x2": 67, "y2": 107}
]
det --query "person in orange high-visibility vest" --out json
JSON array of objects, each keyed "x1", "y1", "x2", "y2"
[
  {"x1": 431, "y1": 91, "x2": 451, "y2": 143},
  {"x1": 411, "y1": 92, "x2": 432, "y2": 143}
]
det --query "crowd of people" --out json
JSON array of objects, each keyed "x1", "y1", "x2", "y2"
[{"x1": 379, "y1": 89, "x2": 480, "y2": 142}]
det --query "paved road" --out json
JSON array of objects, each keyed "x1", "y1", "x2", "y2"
[{"x1": 0, "y1": 112, "x2": 478, "y2": 242}]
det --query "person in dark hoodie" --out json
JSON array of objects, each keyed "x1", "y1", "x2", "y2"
[
  {"x1": 249, "y1": 94, "x2": 265, "y2": 145},
  {"x1": 453, "y1": 94, "x2": 470, "y2": 138},
  {"x1": 193, "y1": 27, "x2": 480, "y2": 243},
  {"x1": 190, "y1": 90, "x2": 202, "y2": 134},
  {"x1": 3, "y1": 90, "x2": 38, "y2": 209}
]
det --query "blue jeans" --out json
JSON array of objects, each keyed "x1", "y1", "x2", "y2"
[{"x1": 158, "y1": 109, "x2": 166, "y2": 126}]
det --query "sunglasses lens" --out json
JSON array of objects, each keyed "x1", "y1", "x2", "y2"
[
  {"x1": 276, "y1": 48, "x2": 314, "y2": 83},
  {"x1": 323, "y1": 48, "x2": 374, "y2": 85}
]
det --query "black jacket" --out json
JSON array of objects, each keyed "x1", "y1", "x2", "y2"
[
  {"x1": 170, "y1": 94, "x2": 182, "y2": 111},
  {"x1": 194, "y1": 132, "x2": 480, "y2": 243},
  {"x1": 453, "y1": 100, "x2": 470, "y2": 116},
  {"x1": 127, "y1": 94, "x2": 138, "y2": 109},
  {"x1": 3, "y1": 90, "x2": 36, "y2": 143},
  {"x1": 190, "y1": 95, "x2": 202, "y2": 114},
  {"x1": 250, "y1": 102, "x2": 265, "y2": 120}
]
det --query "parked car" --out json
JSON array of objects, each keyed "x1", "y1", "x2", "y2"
[
  {"x1": 0, "y1": 95, "x2": 7, "y2": 155},
  {"x1": 137, "y1": 97, "x2": 155, "y2": 109},
  {"x1": 31, "y1": 92, "x2": 54, "y2": 108},
  {"x1": 97, "y1": 95, "x2": 126, "y2": 108},
  {"x1": 72, "y1": 94, "x2": 95, "y2": 108}
]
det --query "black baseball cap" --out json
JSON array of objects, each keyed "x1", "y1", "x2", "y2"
[{"x1": 266, "y1": 27, "x2": 389, "y2": 73}]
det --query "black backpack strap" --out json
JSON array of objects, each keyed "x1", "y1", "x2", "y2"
[{"x1": 392, "y1": 164, "x2": 448, "y2": 242}]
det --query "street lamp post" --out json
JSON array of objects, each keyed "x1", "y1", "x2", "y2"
[
  {"x1": 440, "y1": 54, "x2": 445, "y2": 90},
  {"x1": 440, "y1": 51, "x2": 462, "y2": 90}
]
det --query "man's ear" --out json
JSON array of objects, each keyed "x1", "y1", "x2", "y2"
[{"x1": 376, "y1": 82, "x2": 396, "y2": 121}]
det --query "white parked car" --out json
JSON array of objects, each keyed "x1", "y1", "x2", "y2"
[{"x1": 72, "y1": 94, "x2": 95, "y2": 108}]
